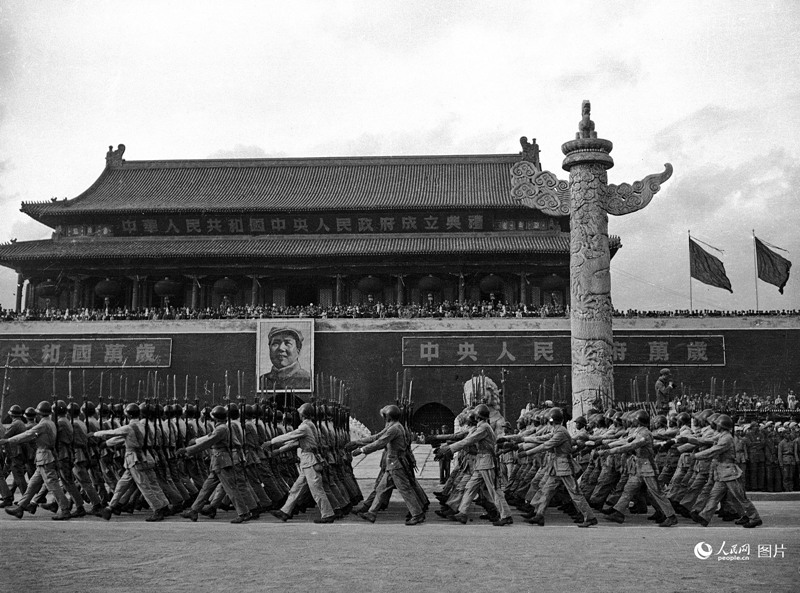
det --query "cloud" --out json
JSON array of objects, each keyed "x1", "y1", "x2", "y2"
[
  {"x1": 557, "y1": 57, "x2": 642, "y2": 92},
  {"x1": 207, "y1": 144, "x2": 286, "y2": 159}
]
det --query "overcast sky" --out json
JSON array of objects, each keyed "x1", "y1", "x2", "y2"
[{"x1": 1, "y1": 0, "x2": 798, "y2": 312}]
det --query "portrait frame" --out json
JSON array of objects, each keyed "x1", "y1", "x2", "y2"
[{"x1": 256, "y1": 319, "x2": 315, "y2": 394}]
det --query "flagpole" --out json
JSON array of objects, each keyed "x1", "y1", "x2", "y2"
[
  {"x1": 688, "y1": 230, "x2": 693, "y2": 312},
  {"x1": 752, "y1": 230, "x2": 759, "y2": 312}
]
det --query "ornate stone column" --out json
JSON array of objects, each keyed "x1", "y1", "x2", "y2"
[{"x1": 511, "y1": 101, "x2": 672, "y2": 420}]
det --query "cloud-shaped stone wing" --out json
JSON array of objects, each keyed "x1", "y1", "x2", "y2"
[
  {"x1": 603, "y1": 163, "x2": 673, "y2": 216},
  {"x1": 510, "y1": 161, "x2": 570, "y2": 216}
]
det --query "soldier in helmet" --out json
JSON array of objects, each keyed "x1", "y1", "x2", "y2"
[
  {"x1": 264, "y1": 402, "x2": 336, "y2": 524},
  {"x1": 599, "y1": 409, "x2": 678, "y2": 527},
  {"x1": 654, "y1": 368, "x2": 674, "y2": 415},
  {"x1": 437, "y1": 403, "x2": 512, "y2": 526},
  {"x1": 67, "y1": 401, "x2": 105, "y2": 517},
  {"x1": 1, "y1": 404, "x2": 29, "y2": 505},
  {"x1": 94, "y1": 403, "x2": 172, "y2": 522},
  {"x1": 0, "y1": 401, "x2": 72, "y2": 520},
  {"x1": 692, "y1": 414, "x2": 762, "y2": 528},
  {"x1": 178, "y1": 404, "x2": 253, "y2": 523},
  {"x1": 516, "y1": 407, "x2": 597, "y2": 527},
  {"x1": 352, "y1": 404, "x2": 426, "y2": 525}
]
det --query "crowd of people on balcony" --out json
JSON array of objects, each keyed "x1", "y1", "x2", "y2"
[{"x1": 3, "y1": 301, "x2": 799, "y2": 322}]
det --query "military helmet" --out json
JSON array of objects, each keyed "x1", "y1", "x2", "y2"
[
  {"x1": 549, "y1": 407, "x2": 564, "y2": 424},
  {"x1": 707, "y1": 413, "x2": 720, "y2": 428},
  {"x1": 210, "y1": 405, "x2": 228, "y2": 421},
  {"x1": 173, "y1": 404, "x2": 184, "y2": 417},
  {"x1": 36, "y1": 400, "x2": 52, "y2": 416},
  {"x1": 245, "y1": 404, "x2": 257, "y2": 419},
  {"x1": 383, "y1": 404, "x2": 402, "y2": 421},
  {"x1": 185, "y1": 403, "x2": 197, "y2": 418},
  {"x1": 677, "y1": 412, "x2": 691, "y2": 426},
  {"x1": 81, "y1": 401, "x2": 96, "y2": 417},
  {"x1": 574, "y1": 415, "x2": 587, "y2": 429},
  {"x1": 112, "y1": 403, "x2": 124, "y2": 417},
  {"x1": 717, "y1": 414, "x2": 734, "y2": 431},
  {"x1": 8, "y1": 404, "x2": 23, "y2": 417},
  {"x1": 24, "y1": 407, "x2": 36, "y2": 419},
  {"x1": 67, "y1": 402, "x2": 81, "y2": 417},
  {"x1": 124, "y1": 403, "x2": 140, "y2": 418},
  {"x1": 474, "y1": 404, "x2": 491, "y2": 420},
  {"x1": 655, "y1": 414, "x2": 668, "y2": 428},
  {"x1": 227, "y1": 403, "x2": 240, "y2": 420},
  {"x1": 297, "y1": 403, "x2": 315, "y2": 419},
  {"x1": 634, "y1": 409, "x2": 650, "y2": 426},
  {"x1": 54, "y1": 400, "x2": 68, "y2": 416}
]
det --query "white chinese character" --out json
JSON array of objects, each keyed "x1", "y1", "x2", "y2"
[
  {"x1": 41, "y1": 344, "x2": 61, "y2": 364},
  {"x1": 165, "y1": 219, "x2": 181, "y2": 233},
  {"x1": 228, "y1": 218, "x2": 244, "y2": 233},
  {"x1": 206, "y1": 218, "x2": 223, "y2": 233},
  {"x1": 687, "y1": 341, "x2": 708, "y2": 362},
  {"x1": 72, "y1": 344, "x2": 92, "y2": 364},
  {"x1": 249, "y1": 218, "x2": 266, "y2": 232},
  {"x1": 496, "y1": 342, "x2": 517, "y2": 362},
  {"x1": 135, "y1": 343, "x2": 158, "y2": 364},
  {"x1": 401, "y1": 217, "x2": 417, "y2": 230},
  {"x1": 8, "y1": 344, "x2": 29, "y2": 363},
  {"x1": 612, "y1": 341, "x2": 627, "y2": 362},
  {"x1": 457, "y1": 342, "x2": 478, "y2": 362},
  {"x1": 533, "y1": 341, "x2": 554, "y2": 361},
  {"x1": 271, "y1": 218, "x2": 286, "y2": 232},
  {"x1": 186, "y1": 219, "x2": 201, "y2": 233},
  {"x1": 648, "y1": 341, "x2": 669, "y2": 362},
  {"x1": 757, "y1": 544, "x2": 771, "y2": 558},
  {"x1": 336, "y1": 218, "x2": 352, "y2": 232},
  {"x1": 445, "y1": 216, "x2": 461, "y2": 230},
  {"x1": 423, "y1": 216, "x2": 439, "y2": 230},
  {"x1": 773, "y1": 544, "x2": 785, "y2": 558},
  {"x1": 104, "y1": 344, "x2": 126, "y2": 364},
  {"x1": 142, "y1": 219, "x2": 159, "y2": 234},
  {"x1": 357, "y1": 218, "x2": 374, "y2": 232},
  {"x1": 379, "y1": 217, "x2": 395, "y2": 231},
  {"x1": 293, "y1": 218, "x2": 309, "y2": 232},
  {"x1": 121, "y1": 219, "x2": 137, "y2": 233},
  {"x1": 315, "y1": 218, "x2": 331, "y2": 232},
  {"x1": 419, "y1": 342, "x2": 439, "y2": 362},
  {"x1": 467, "y1": 215, "x2": 483, "y2": 230}
]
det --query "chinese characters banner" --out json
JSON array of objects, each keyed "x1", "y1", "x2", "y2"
[
  {"x1": 112, "y1": 212, "x2": 486, "y2": 237},
  {"x1": 402, "y1": 334, "x2": 725, "y2": 367},
  {"x1": 0, "y1": 338, "x2": 172, "y2": 368}
]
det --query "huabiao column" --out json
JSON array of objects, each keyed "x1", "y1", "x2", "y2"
[{"x1": 511, "y1": 101, "x2": 673, "y2": 420}]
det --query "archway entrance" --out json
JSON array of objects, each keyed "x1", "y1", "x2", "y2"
[{"x1": 412, "y1": 402, "x2": 456, "y2": 434}]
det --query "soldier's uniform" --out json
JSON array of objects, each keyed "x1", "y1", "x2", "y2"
[
  {"x1": 95, "y1": 404, "x2": 171, "y2": 521},
  {"x1": 2, "y1": 402, "x2": 72, "y2": 520}
]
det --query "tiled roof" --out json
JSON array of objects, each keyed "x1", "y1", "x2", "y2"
[
  {"x1": 0, "y1": 233, "x2": 611, "y2": 263},
  {"x1": 22, "y1": 154, "x2": 526, "y2": 220}
]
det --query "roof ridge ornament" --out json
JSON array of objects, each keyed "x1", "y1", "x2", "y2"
[
  {"x1": 519, "y1": 136, "x2": 541, "y2": 172},
  {"x1": 106, "y1": 144, "x2": 126, "y2": 167}
]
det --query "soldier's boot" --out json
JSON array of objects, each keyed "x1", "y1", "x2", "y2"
[
  {"x1": 525, "y1": 514, "x2": 545, "y2": 526},
  {"x1": 450, "y1": 512, "x2": 469, "y2": 524},
  {"x1": 742, "y1": 518, "x2": 763, "y2": 528},
  {"x1": 181, "y1": 509, "x2": 199, "y2": 522},
  {"x1": 52, "y1": 509, "x2": 72, "y2": 521},
  {"x1": 577, "y1": 517, "x2": 598, "y2": 528},
  {"x1": 145, "y1": 505, "x2": 169, "y2": 522},
  {"x1": 70, "y1": 506, "x2": 87, "y2": 518},
  {"x1": 604, "y1": 510, "x2": 625, "y2": 524},
  {"x1": 90, "y1": 503, "x2": 105, "y2": 517},
  {"x1": 4, "y1": 504, "x2": 25, "y2": 519},
  {"x1": 658, "y1": 514, "x2": 678, "y2": 527},
  {"x1": 357, "y1": 511, "x2": 377, "y2": 523},
  {"x1": 648, "y1": 510, "x2": 666, "y2": 522},
  {"x1": 491, "y1": 516, "x2": 512, "y2": 527},
  {"x1": 0, "y1": 496, "x2": 14, "y2": 508},
  {"x1": 230, "y1": 512, "x2": 252, "y2": 524},
  {"x1": 41, "y1": 501, "x2": 59, "y2": 513}
]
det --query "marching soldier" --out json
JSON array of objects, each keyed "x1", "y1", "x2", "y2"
[
  {"x1": 692, "y1": 414, "x2": 762, "y2": 528},
  {"x1": 178, "y1": 405, "x2": 253, "y2": 523},
  {"x1": 95, "y1": 403, "x2": 172, "y2": 522},
  {"x1": 599, "y1": 409, "x2": 678, "y2": 527},
  {"x1": 265, "y1": 402, "x2": 336, "y2": 524},
  {"x1": 352, "y1": 404, "x2": 425, "y2": 525},
  {"x1": 1, "y1": 405, "x2": 29, "y2": 505},
  {"x1": 1, "y1": 401, "x2": 72, "y2": 520},
  {"x1": 438, "y1": 404, "x2": 512, "y2": 526}
]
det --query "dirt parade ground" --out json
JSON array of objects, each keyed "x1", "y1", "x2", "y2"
[{"x1": 2, "y1": 445, "x2": 799, "y2": 593}]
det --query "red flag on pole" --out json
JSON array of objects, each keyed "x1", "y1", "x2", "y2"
[
  {"x1": 755, "y1": 236, "x2": 791, "y2": 294},
  {"x1": 689, "y1": 237, "x2": 732, "y2": 293}
]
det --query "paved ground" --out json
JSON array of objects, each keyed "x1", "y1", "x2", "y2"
[{"x1": 2, "y1": 446, "x2": 798, "y2": 593}]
